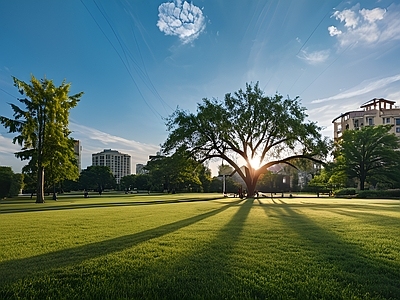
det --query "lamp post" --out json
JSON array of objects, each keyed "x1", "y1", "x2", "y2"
[{"x1": 218, "y1": 174, "x2": 229, "y2": 196}]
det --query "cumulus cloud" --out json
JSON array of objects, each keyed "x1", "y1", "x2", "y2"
[
  {"x1": 333, "y1": 8, "x2": 359, "y2": 29},
  {"x1": 312, "y1": 74, "x2": 400, "y2": 103},
  {"x1": 157, "y1": 0, "x2": 206, "y2": 44},
  {"x1": 360, "y1": 7, "x2": 385, "y2": 23},
  {"x1": 328, "y1": 3, "x2": 400, "y2": 47},
  {"x1": 297, "y1": 49, "x2": 330, "y2": 65},
  {"x1": 328, "y1": 26, "x2": 342, "y2": 36}
]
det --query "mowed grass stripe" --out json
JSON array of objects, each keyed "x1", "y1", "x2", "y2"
[{"x1": 0, "y1": 196, "x2": 399, "y2": 299}]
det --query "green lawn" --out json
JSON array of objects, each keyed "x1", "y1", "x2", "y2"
[{"x1": 1, "y1": 194, "x2": 399, "y2": 299}]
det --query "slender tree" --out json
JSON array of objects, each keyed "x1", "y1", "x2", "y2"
[
  {"x1": 0, "y1": 75, "x2": 83, "y2": 203},
  {"x1": 163, "y1": 82, "x2": 330, "y2": 197},
  {"x1": 335, "y1": 125, "x2": 400, "y2": 190}
]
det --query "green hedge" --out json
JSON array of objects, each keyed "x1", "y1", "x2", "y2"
[
  {"x1": 335, "y1": 188, "x2": 400, "y2": 199},
  {"x1": 356, "y1": 189, "x2": 400, "y2": 199},
  {"x1": 334, "y1": 188, "x2": 356, "y2": 196}
]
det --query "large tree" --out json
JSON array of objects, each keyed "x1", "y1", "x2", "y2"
[
  {"x1": 146, "y1": 147, "x2": 205, "y2": 192},
  {"x1": 79, "y1": 166, "x2": 116, "y2": 192},
  {"x1": 0, "y1": 75, "x2": 83, "y2": 203},
  {"x1": 163, "y1": 82, "x2": 330, "y2": 197},
  {"x1": 334, "y1": 125, "x2": 400, "y2": 190}
]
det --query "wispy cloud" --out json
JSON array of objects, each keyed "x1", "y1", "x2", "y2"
[
  {"x1": 0, "y1": 134, "x2": 20, "y2": 155},
  {"x1": 0, "y1": 123, "x2": 161, "y2": 172},
  {"x1": 157, "y1": 0, "x2": 206, "y2": 44},
  {"x1": 328, "y1": 3, "x2": 400, "y2": 47},
  {"x1": 0, "y1": 134, "x2": 25, "y2": 172},
  {"x1": 70, "y1": 123, "x2": 161, "y2": 169},
  {"x1": 312, "y1": 74, "x2": 400, "y2": 104},
  {"x1": 297, "y1": 49, "x2": 330, "y2": 65}
]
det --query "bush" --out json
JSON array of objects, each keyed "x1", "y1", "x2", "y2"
[
  {"x1": 356, "y1": 189, "x2": 400, "y2": 199},
  {"x1": 335, "y1": 188, "x2": 400, "y2": 199},
  {"x1": 334, "y1": 188, "x2": 356, "y2": 197}
]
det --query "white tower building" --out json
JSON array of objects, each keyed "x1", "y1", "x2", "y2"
[{"x1": 92, "y1": 149, "x2": 131, "y2": 184}]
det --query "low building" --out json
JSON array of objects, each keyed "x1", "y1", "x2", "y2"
[
  {"x1": 332, "y1": 98, "x2": 400, "y2": 140},
  {"x1": 92, "y1": 149, "x2": 131, "y2": 183},
  {"x1": 136, "y1": 163, "x2": 148, "y2": 175}
]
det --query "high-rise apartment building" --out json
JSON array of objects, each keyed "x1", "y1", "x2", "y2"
[
  {"x1": 73, "y1": 140, "x2": 82, "y2": 172},
  {"x1": 92, "y1": 149, "x2": 131, "y2": 183},
  {"x1": 332, "y1": 98, "x2": 400, "y2": 140}
]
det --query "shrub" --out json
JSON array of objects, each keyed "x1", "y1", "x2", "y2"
[
  {"x1": 356, "y1": 189, "x2": 400, "y2": 199},
  {"x1": 334, "y1": 188, "x2": 356, "y2": 197}
]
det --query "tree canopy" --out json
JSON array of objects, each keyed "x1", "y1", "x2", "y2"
[
  {"x1": 79, "y1": 166, "x2": 116, "y2": 192},
  {"x1": 334, "y1": 125, "x2": 400, "y2": 190},
  {"x1": 0, "y1": 75, "x2": 83, "y2": 202},
  {"x1": 163, "y1": 82, "x2": 330, "y2": 197},
  {"x1": 145, "y1": 147, "x2": 210, "y2": 192}
]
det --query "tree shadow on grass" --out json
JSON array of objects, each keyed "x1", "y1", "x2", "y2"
[
  {"x1": 327, "y1": 207, "x2": 400, "y2": 226},
  {"x1": 138, "y1": 198, "x2": 255, "y2": 299},
  {"x1": 0, "y1": 199, "x2": 243, "y2": 285},
  {"x1": 0, "y1": 196, "x2": 226, "y2": 214},
  {"x1": 259, "y1": 199, "x2": 400, "y2": 299}
]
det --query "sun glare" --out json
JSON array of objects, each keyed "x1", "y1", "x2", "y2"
[{"x1": 249, "y1": 156, "x2": 262, "y2": 170}]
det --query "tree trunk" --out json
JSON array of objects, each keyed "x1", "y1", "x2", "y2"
[
  {"x1": 244, "y1": 175, "x2": 257, "y2": 198},
  {"x1": 242, "y1": 167, "x2": 260, "y2": 198},
  {"x1": 36, "y1": 167, "x2": 45, "y2": 203},
  {"x1": 360, "y1": 178, "x2": 365, "y2": 190}
]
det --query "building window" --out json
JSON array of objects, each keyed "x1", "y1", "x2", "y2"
[
  {"x1": 367, "y1": 117, "x2": 374, "y2": 126},
  {"x1": 396, "y1": 127, "x2": 400, "y2": 133},
  {"x1": 396, "y1": 118, "x2": 400, "y2": 126}
]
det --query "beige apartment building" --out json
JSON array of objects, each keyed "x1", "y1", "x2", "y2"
[
  {"x1": 332, "y1": 98, "x2": 400, "y2": 140},
  {"x1": 92, "y1": 149, "x2": 131, "y2": 183}
]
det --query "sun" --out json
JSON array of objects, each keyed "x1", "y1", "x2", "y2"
[{"x1": 249, "y1": 156, "x2": 262, "y2": 170}]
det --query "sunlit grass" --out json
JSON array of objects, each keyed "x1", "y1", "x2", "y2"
[{"x1": 1, "y1": 195, "x2": 399, "y2": 299}]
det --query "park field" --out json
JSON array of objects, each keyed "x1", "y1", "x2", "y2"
[{"x1": 0, "y1": 193, "x2": 399, "y2": 299}]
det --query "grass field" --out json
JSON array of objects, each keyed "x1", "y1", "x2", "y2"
[{"x1": 1, "y1": 193, "x2": 399, "y2": 299}]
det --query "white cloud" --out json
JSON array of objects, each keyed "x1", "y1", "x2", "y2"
[
  {"x1": 70, "y1": 123, "x2": 161, "y2": 170},
  {"x1": 328, "y1": 26, "x2": 342, "y2": 36},
  {"x1": 333, "y1": 8, "x2": 359, "y2": 29},
  {"x1": 328, "y1": 4, "x2": 400, "y2": 47},
  {"x1": 386, "y1": 91, "x2": 400, "y2": 102},
  {"x1": 0, "y1": 123, "x2": 161, "y2": 173},
  {"x1": 360, "y1": 7, "x2": 385, "y2": 23},
  {"x1": 157, "y1": 0, "x2": 206, "y2": 44},
  {"x1": 297, "y1": 49, "x2": 330, "y2": 65},
  {"x1": 0, "y1": 134, "x2": 26, "y2": 172},
  {"x1": 312, "y1": 74, "x2": 400, "y2": 104}
]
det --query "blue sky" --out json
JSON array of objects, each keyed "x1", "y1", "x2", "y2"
[{"x1": 1, "y1": 0, "x2": 400, "y2": 175}]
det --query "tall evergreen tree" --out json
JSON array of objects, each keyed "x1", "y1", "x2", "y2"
[{"x1": 0, "y1": 75, "x2": 83, "y2": 203}]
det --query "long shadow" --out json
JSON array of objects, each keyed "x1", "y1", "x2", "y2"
[
  {"x1": 260, "y1": 199, "x2": 400, "y2": 299},
  {"x1": 327, "y1": 207, "x2": 400, "y2": 225},
  {"x1": 0, "y1": 199, "x2": 242, "y2": 285},
  {"x1": 143, "y1": 198, "x2": 255, "y2": 298},
  {"x1": 0, "y1": 196, "x2": 226, "y2": 214}
]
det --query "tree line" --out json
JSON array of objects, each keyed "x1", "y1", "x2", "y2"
[{"x1": 2, "y1": 75, "x2": 400, "y2": 201}]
